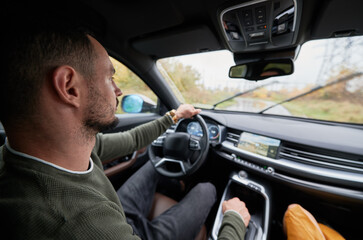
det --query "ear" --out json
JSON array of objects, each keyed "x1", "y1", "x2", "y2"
[{"x1": 51, "y1": 66, "x2": 82, "y2": 108}]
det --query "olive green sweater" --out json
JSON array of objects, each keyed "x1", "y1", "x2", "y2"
[{"x1": 0, "y1": 115, "x2": 245, "y2": 239}]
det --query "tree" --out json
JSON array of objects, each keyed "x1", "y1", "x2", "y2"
[{"x1": 158, "y1": 59, "x2": 202, "y2": 103}]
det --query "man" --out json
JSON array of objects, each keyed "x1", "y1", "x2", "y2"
[{"x1": 0, "y1": 18, "x2": 250, "y2": 239}]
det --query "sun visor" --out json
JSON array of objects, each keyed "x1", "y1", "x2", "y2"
[
  {"x1": 311, "y1": 0, "x2": 363, "y2": 39},
  {"x1": 132, "y1": 25, "x2": 221, "y2": 59}
]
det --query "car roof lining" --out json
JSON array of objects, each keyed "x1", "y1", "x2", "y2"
[
  {"x1": 8, "y1": 0, "x2": 363, "y2": 75},
  {"x1": 61, "y1": 0, "x2": 360, "y2": 61},
  {"x1": 132, "y1": 25, "x2": 222, "y2": 59},
  {"x1": 310, "y1": 0, "x2": 363, "y2": 39}
]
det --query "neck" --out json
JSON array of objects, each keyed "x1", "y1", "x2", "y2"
[{"x1": 6, "y1": 121, "x2": 96, "y2": 172}]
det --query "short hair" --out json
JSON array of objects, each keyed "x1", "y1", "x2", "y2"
[{"x1": 0, "y1": 21, "x2": 96, "y2": 125}]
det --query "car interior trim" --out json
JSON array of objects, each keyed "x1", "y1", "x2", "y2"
[
  {"x1": 279, "y1": 149, "x2": 363, "y2": 173},
  {"x1": 273, "y1": 172, "x2": 363, "y2": 202},
  {"x1": 154, "y1": 157, "x2": 187, "y2": 174},
  {"x1": 291, "y1": 0, "x2": 297, "y2": 31},
  {"x1": 220, "y1": 141, "x2": 363, "y2": 189},
  {"x1": 214, "y1": 148, "x2": 363, "y2": 202}
]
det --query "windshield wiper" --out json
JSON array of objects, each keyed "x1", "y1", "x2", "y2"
[
  {"x1": 212, "y1": 81, "x2": 278, "y2": 110},
  {"x1": 258, "y1": 72, "x2": 363, "y2": 114}
]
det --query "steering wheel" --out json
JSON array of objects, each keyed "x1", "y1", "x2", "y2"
[{"x1": 149, "y1": 114, "x2": 209, "y2": 178}]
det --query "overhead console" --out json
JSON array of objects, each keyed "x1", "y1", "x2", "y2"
[{"x1": 219, "y1": 0, "x2": 301, "y2": 52}]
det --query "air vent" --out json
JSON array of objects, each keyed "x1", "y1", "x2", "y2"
[
  {"x1": 226, "y1": 132, "x2": 240, "y2": 146},
  {"x1": 279, "y1": 143, "x2": 363, "y2": 173}
]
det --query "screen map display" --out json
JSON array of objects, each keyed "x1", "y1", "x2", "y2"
[{"x1": 237, "y1": 132, "x2": 280, "y2": 158}]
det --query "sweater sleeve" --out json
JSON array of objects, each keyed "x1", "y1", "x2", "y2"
[
  {"x1": 218, "y1": 211, "x2": 247, "y2": 240},
  {"x1": 93, "y1": 115, "x2": 173, "y2": 162}
]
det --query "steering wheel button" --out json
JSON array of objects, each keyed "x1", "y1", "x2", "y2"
[{"x1": 189, "y1": 139, "x2": 201, "y2": 150}]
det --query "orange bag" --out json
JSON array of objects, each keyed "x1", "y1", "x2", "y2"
[{"x1": 283, "y1": 204, "x2": 345, "y2": 240}]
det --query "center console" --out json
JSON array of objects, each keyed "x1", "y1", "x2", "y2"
[{"x1": 210, "y1": 171, "x2": 271, "y2": 240}]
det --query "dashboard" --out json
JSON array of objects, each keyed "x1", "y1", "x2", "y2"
[{"x1": 174, "y1": 113, "x2": 363, "y2": 202}]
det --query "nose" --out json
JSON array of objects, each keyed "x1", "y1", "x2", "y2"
[{"x1": 112, "y1": 80, "x2": 122, "y2": 97}]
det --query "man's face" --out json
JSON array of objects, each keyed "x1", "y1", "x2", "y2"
[{"x1": 83, "y1": 36, "x2": 122, "y2": 133}]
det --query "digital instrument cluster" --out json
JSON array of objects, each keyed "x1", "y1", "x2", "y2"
[{"x1": 186, "y1": 121, "x2": 220, "y2": 141}]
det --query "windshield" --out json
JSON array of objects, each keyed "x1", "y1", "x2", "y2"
[{"x1": 157, "y1": 36, "x2": 363, "y2": 124}]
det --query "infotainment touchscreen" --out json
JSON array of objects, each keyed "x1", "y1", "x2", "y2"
[{"x1": 237, "y1": 132, "x2": 280, "y2": 158}]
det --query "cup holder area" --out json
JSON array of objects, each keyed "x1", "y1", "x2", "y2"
[{"x1": 211, "y1": 172, "x2": 271, "y2": 240}]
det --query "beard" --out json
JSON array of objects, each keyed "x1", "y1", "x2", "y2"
[
  {"x1": 83, "y1": 84, "x2": 119, "y2": 134},
  {"x1": 84, "y1": 110, "x2": 119, "y2": 133}
]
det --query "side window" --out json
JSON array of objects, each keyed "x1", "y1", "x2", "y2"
[{"x1": 110, "y1": 57, "x2": 158, "y2": 114}]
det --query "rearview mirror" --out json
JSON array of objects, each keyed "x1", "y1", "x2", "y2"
[
  {"x1": 121, "y1": 94, "x2": 157, "y2": 113},
  {"x1": 229, "y1": 59, "x2": 294, "y2": 81}
]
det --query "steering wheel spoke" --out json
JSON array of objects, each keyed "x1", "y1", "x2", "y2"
[{"x1": 155, "y1": 157, "x2": 187, "y2": 175}]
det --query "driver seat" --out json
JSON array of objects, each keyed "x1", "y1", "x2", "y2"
[{"x1": 148, "y1": 192, "x2": 207, "y2": 240}]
